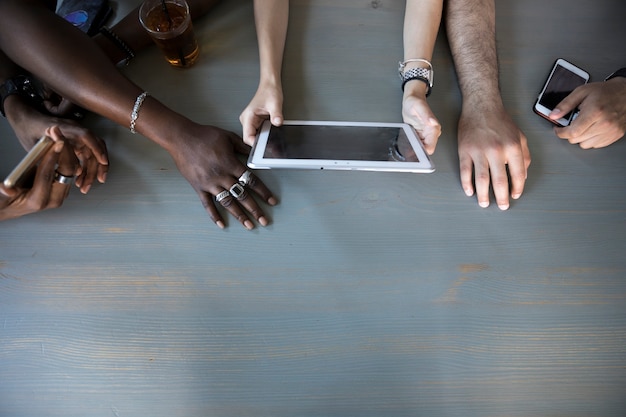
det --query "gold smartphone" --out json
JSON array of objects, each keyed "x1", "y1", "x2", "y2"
[{"x1": 3, "y1": 136, "x2": 54, "y2": 188}]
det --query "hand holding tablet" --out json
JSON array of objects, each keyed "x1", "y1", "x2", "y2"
[{"x1": 248, "y1": 120, "x2": 435, "y2": 173}]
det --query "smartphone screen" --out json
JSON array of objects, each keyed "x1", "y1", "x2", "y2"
[
  {"x1": 539, "y1": 66, "x2": 587, "y2": 116},
  {"x1": 535, "y1": 59, "x2": 589, "y2": 126}
]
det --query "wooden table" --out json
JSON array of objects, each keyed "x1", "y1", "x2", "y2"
[{"x1": 1, "y1": 0, "x2": 625, "y2": 416}]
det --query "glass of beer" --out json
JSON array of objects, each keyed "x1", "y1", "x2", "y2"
[{"x1": 139, "y1": 0, "x2": 199, "y2": 68}]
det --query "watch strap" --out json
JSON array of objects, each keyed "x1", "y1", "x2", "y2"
[
  {"x1": 0, "y1": 75, "x2": 46, "y2": 117},
  {"x1": 401, "y1": 70, "x2": 432, "y2": 96},
  {"x1": 0, "y1": 77, "x2": 21, "y2": 117},
  {"x1": 398, "y1": 59, "x2": 433, "y2": 97},
  {"x1": 605, "y1": 67, "x2": 626, "y2": 81}
]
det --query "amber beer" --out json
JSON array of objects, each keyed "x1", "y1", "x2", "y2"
[{"x1": 139, "y1": 0, "x2": 199, "y2": 67}]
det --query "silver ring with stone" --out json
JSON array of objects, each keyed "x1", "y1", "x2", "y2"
[{"x1": 229, "y1": 183, "x2": 246, "y2": 199}]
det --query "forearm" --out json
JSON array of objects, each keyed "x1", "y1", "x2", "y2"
[
  {"x1": 403, "y1": 0, "x2": 442, "y2": 62},
  {"x1": 253, "y1": 0, "x2": 289, "y2": 88},
  {"x1": 445, "y1": 0, "x2": 502, "y2": 109},
  {"x1": 0, "y1": 50, "x2": 22, "y2": 82},
  {"x1": 0, "y1": 0, "x2": 195, "y2": 155},
  {"x1": 0, "y1": 0, "x2": 142, "y2": 129},
  {"x1": 402, "y1": 0, "x2": 442, "y2": 97}
]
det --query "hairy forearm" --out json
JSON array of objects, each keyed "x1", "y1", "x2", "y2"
[
  {"x1": 253, "y1": 0, "x2": 289, "y2": 87},
  {"x1": 445, "y1": 0, "x2": 502, "y2": 108}
]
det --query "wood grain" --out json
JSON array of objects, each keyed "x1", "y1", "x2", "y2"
[{"x1": 1, "y1": 0, "x2": 625, "y2": 416}]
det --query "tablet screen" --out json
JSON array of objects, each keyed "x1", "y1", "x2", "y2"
[
  {"x1": 262, "y1": 125, "x2": 421, "y2": 162},
  {"x1": 248, "y1": 120, "x2": 434, "y2": 173}
]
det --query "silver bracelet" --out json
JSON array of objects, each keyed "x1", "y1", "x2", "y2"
[{"x1": 130, "y1": 91, "x2": 149, "y2": 134}]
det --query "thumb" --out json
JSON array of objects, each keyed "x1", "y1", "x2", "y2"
[
  {"x1": 549, "y1": 85, "x2": 587, "y2": 119},
  {"x1": 0, "y1": 183, "x2": 17, "y2": 198},
  {"x1": 269, "y1": 106, "x2": 284, "y2": 127}
]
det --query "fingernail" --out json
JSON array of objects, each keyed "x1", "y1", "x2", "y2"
[
  {"x1": 498, "y1": 203, "x2": 509, "y2": 211},
  {"x1": 464, "y1": 188, "x2": 474, "y2": 197},
  {"x1": 268, "y1": 196, "x2": 278, "y2": 206},
  {"x1": 244, "y1": 220, "x2": 254, "y2": 230},
  {"x1": 511, "y1": 193, "x2": 521, "y2": 200},
  {"x1": 258, "y1": 216, "x2": 268, "y2": 227},
  {"x1": 479, "y1": 201, "x2": 490, "y2": 208},
  {"x1": 216, "y1": 220, "x2": 225, "y2": 229},
  {"x1": 100, "y1": 172, "x2": 107, "y2": 183},
  {"x1": 81, "y1": 185, "x2": 91, "y2": 194}
]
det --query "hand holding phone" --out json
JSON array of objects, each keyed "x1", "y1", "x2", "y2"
[
  {"x1": 534, "y1": 58, "x2": 590, "y2": 127},
  {"x1": 3, "y1": 136, "x2": 54, "y2": 188},
  {"x1": 0, "y1": 137, "x2": 71, "y2": 221}
]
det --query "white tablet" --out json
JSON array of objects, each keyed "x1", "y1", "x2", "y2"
[{"x1": 247, "y1": 120, "x2": 434, "y2": 173}]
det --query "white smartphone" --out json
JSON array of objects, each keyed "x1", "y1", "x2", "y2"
[
  {"x1": 3, "y1": 136, "x2": 54, "y2": 188},
  {"x1": 247, "y1": 120, "x2": 435, "y2": 173},
  {"x1": 534, "y1": 58, "x2": 590, "y2": 127}
]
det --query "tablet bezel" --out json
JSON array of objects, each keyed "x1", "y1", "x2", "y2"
[{"x1": 247, "y1": 120, "x2": 435, "y2": 173}]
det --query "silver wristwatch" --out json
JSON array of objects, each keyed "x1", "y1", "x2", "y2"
[{"x1": 398, "y1": 59, "x2": 434, "y2": 96}]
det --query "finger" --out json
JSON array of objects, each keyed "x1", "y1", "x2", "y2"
[
  {"x1": 70, "y1": 150, "x2": 97, "y2": 194},
  {"x1": 229, "y1": 131, "x2": 253, "y2": 156},
  {"x1": 488, "y1": 158, "x2": 510, "y2": 210},
  {"x1": 198, "y1": 190, "x2": 226, "y2": 229},
  {"x1": 55, "y1": 98, "x2": 78, "y2": 116},
  {"x1": 578, "y1": 132, "x2": 610, "y2": 149},
  {"x1": 458, "y1": 153, "x2": 475, "y2": 198},
  {"x1": 557, "y1": 115, "x2": 600, "y2": 144},
  {"x1": 97, "y1": 162, "x2": 109, "y2": 184},
  {"x1": 555, "y1": 111, "x2": 597, "y2": 142},
  {"x1": 47, "y1": 178, "x2": 72, "y2": 208},
  {"x1": 218, "y1": 188, "x2": 255, "y2": 230},
  {"x1": 29, "y1": 142, "x2": 63, "y2": 207},
  {"x1": 549, "y1": 85, "x2": 588, "y2": 120},
  {"x1": 56, "y1": 147, "x2": 81, "y2": 190},
  {"x1": 240, "y1": 111, "x2": 265, "y2": 146},
  {"x1": 510, "y1": 135, "x2": 530, "y2": 200},
  {"x1": 405, "y1": 99, "x2": 440, "y2": 154},
  {"x1": 415, "y1": 102, "x2": 441, "y2": 154},
  {"x1": 238, "y1": 169, "x2": 277, "y2": 206},
  {"x1": 46, "y1": 125, "x2": 109, "y2": 166},
  {"x1": 240, "y1": 113, "x2": 258, "y2": 146},
  {"x1": 421, "y1": 116, "x2": 442, "y2": 155},
  {"x1": 472, "y1": 157, "x2": 491, "y2": 208},
  {"x1": 269, "y1": 105, "x2": 284, "y2": 127},
  {"x1": 229, "y1": 188, "x2": 269, "y2": 227},
  {"x1": 0, "y1": 183, "x2": 17, "y2": 198},
  {"x1": 77, "y1": 158, "x2": 98, "y2": 194},
  {"x1": 521, "y1": 135, "x2": 532, "y2": 170}
]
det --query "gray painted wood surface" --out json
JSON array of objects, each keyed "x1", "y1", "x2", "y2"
[{"x1": 1, "y1": 0, "x2": 625, "y2": 416}]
